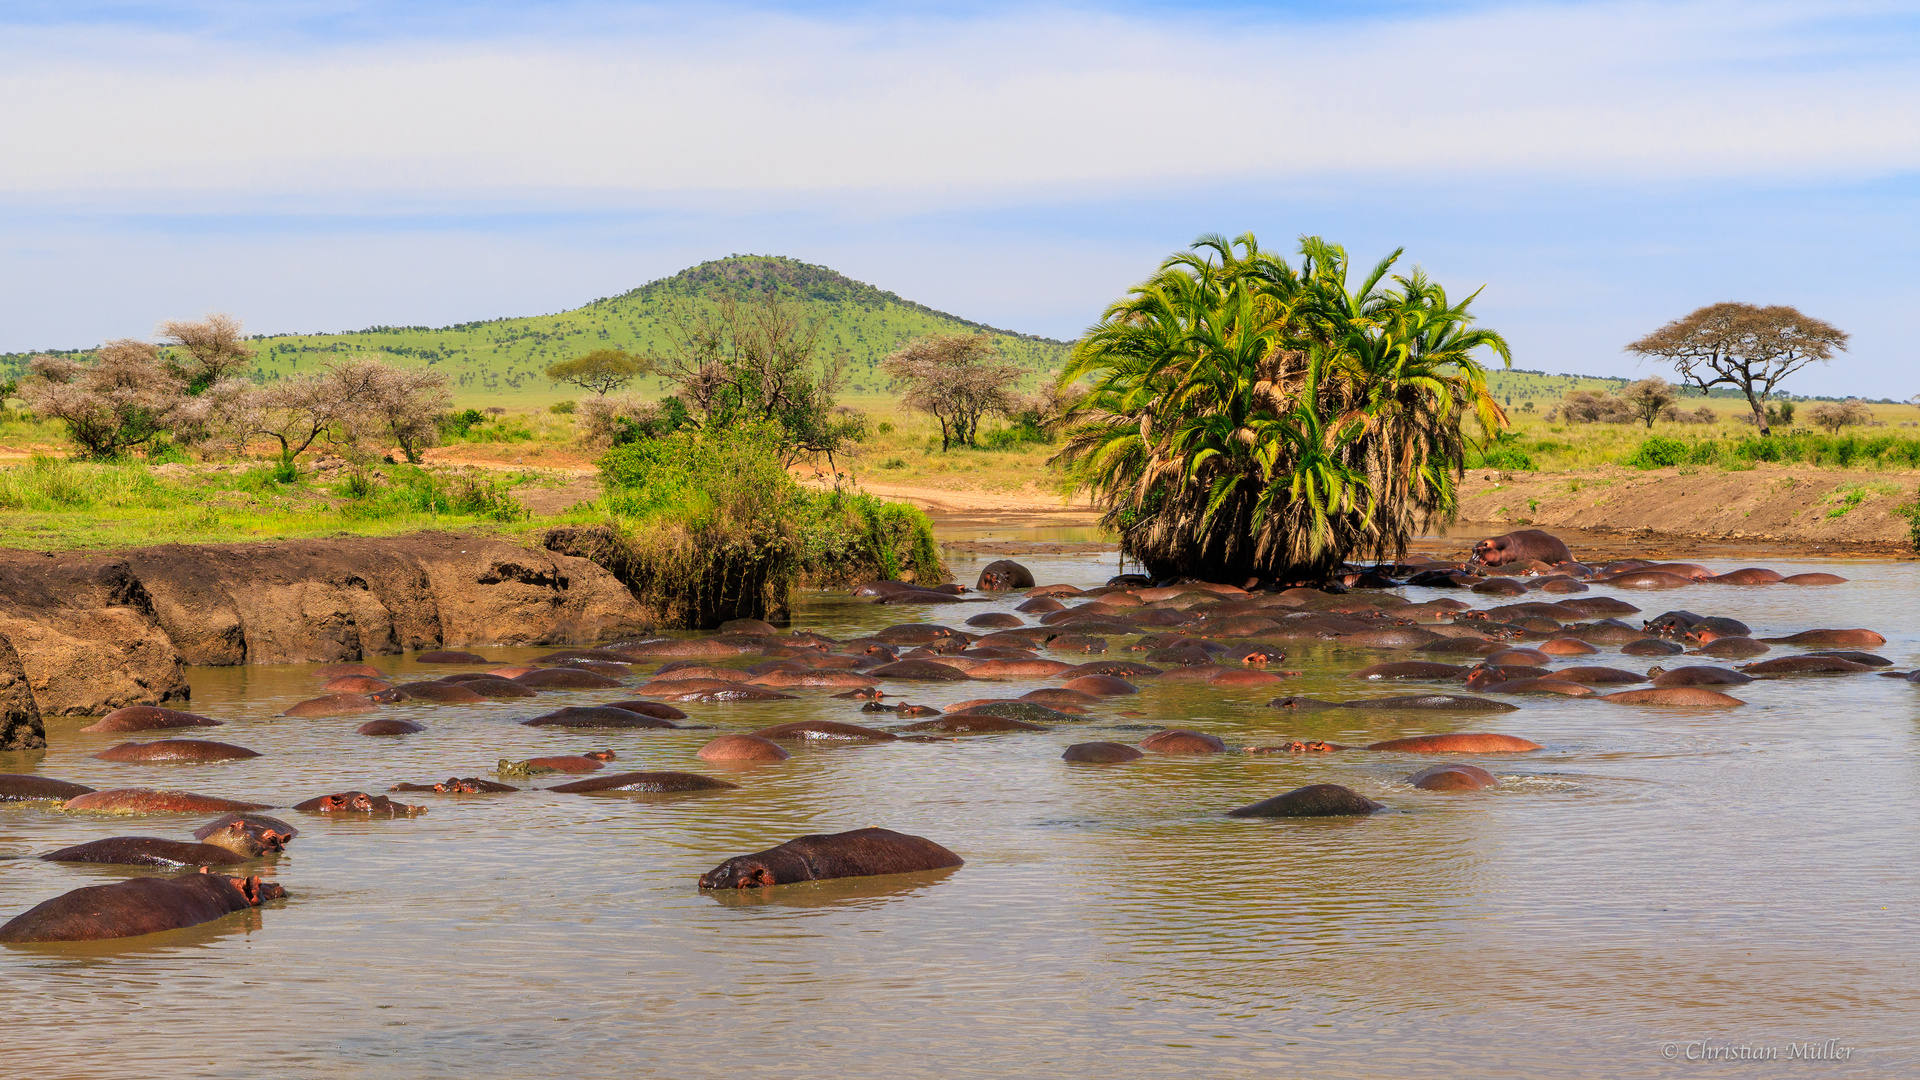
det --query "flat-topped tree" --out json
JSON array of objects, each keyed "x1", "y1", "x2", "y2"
[
  {"x1": 1626, "y1": 303, "x2": 1848, "y2": 436},
  {"x1": 546, "y1": 349, "x2": 650, "y2": 397}
]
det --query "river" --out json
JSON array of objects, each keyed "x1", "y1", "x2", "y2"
[{"x1": 2, "y1": 549, "x2": 1916, "y2": 1078}]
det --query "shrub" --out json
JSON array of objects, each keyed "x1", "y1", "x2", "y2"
[
  {"x1": 1626, "y1": 436, "x2": 1689, "y2": 469},
  {"x1": 439, "y1": 409, "x2": 486, "y2": 437},
  {"x1": 549, "y1": 400, "x2": 577, "y2": 415},
  {"x1": 1467, "y1": 432, "x2": 1535, "y2": 470},
  {"x1": 1807, "y1": 399, "x2": 1872, "y2": 434}
]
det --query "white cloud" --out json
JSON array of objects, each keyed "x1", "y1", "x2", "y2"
[{"x1": 3, "y1": 1, "x2": 1917, "y2": 208}]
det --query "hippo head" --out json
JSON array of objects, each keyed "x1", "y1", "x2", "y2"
[
  {"x1": 220, "y1": 820, "x2": 290, "y2": 855},
  {"x1": 978, "y1": 571, "x2": 1009, "y2": 591},
  {"x1": 1241, "y1": 650, "x2": 1280, "y2": 665},
  {"x1": 320, "y1": 792, "x2": 378, "y2": 812},
  {"x1": 1470, "y1": 536, "x2": 1512, "y2": 566},
  {"x1": 1282, "y1": 740, "x2": 1343, "y2": 753},
  {"x1": 699, "y1": 858, "x2": 777, "y2": 889},
  {"x1": 201, "y1": 869, "x2": 289, "y2": 905},
  {"x1": 863, "y1": 644, "x2": 896, "y2": 659},
  {"x1": 584, "y1": 749, "x2": 618, "y2": 762},
  {"x1": 368, "y1": 688, "x2": 405, "y2": 704}
]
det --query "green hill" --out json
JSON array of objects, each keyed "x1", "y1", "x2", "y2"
[
  {"x1": 254, "y1": 256, "x2": 1068, "y2": 406},
  {"x1": 1, "y1": 255, "x2": 1071, "y2": 408}
]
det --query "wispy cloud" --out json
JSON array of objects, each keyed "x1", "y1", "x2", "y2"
[{"x1": 5, "y1": 1, "x2": 1918, "y2": 209}]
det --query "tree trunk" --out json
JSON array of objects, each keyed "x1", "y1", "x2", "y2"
[
  {"x1": 1748, "y1": 395, "x2": 1770, "y2": 436},
  {"x1": 938, "y1": 417, "x2": 951, "y2": 452}
]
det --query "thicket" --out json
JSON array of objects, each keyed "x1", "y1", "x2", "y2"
[
  {"x1": 1625, "y1": 431, "x2": 1920, "y2": 470},
  {"x1": 594, "y1": 424, "x2": 944, "y2": 627}
]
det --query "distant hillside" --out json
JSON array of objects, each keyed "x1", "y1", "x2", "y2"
[{"x1": 1, "y1": 256, "x2": 1071, "y2": 407}]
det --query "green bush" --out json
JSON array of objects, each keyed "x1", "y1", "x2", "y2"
[
  {"x1": 439, "y1": 408, "x2": 487, "y2": 437},
  {"x1": 1467, "y1": 433, "x2": 1535, "y2": 470},
  {"x1": 977, "y1": 420, "x2": 1050, "y2": 449},
  {"x1": 1626, "y1": 436, "x2": 1689, "y2": 470},
  {"x1": 549, "y1": 400, "x2": 577, "y2": 415}
]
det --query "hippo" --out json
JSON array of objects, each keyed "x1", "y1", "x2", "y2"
[
  {"x1": 1484, "y1": 648, "x2": 1550, "y2": 666},
  {"x1": 1621, "y1": 638, "x2": 1686, "y2": 656},
  {"x1": 976, "y1": 559, "x2": 1036, "y2": 591},
  {"x1": 1340, "y1": 694, "x2": 1519, "y2": 713},
  {"x1": 1228, "y1": 784, "x2": 1384, "y2": 818},
  {"x1": 959, "y1": 659, "x2": 1076, "y2": 680},
  {"x1": 899, "y1": 714, "x2": 1047, "y2": 734},
  {"x1": 0, "y1": 871, "x2": 286, "y2": 943},
  {"x1": 1471, "y1": 578, "x2": 1528, "y2": 596},
  {"x1": 662, "y1": 686, "x2": 797, "y2": 703},
  {"x1": 867, "y1": 659, "x2": 974, "y2": 682},
  {"x1": 652, "y1": 664, "x2": 753, "y2": 682},
  {"x1": 1538, "y1": 637, "x2": 1602, "y2": 656},
  {"x1": 1021, "y1": 688, "x2": 1102, "y2": 707},
  {"x1": 1760, "y1": 629, "x2": 1887, "y2": 647},
  {"x1": 966, "y1": 612, "x2": 1025, "y2": 629},
  {"x1": 41, "y1": 837, "x2": 248, "y2": 868},
  {"x1": 193, "y1": 813, "x2": 297, "y2": 856},
  {"x1": 1062, "y1": 675, "x2": 1137, "y2": 696},
  {"x1": 698, "y1": 735, "x2": 791, "y2": 762},
  {"x1": 1406, "y1": 764, "x2": 1498, "y2": 791},
  {"x1": 514, "y1": 668, "x2": 625, "y2": 689},
  {"x1": 356, "y1": 719, "x2": 425, "y2": 735},
  {"x1": 537, "y1": 648, "x2": 650, "y2": 664},
  {"x1": 497, "y1": 753, "x2": 617, "y2": 777},
  {"x1": 1598, "y1": 571, "x2": 1694, "y2": 589},
  {"x1": 1480, "y1": 678, "x2": 1594, "y2": 696},
  {"x1": 323, "y1": 675, "x2": 394, "y2": 694},
  {"x1": 392, "y1": 681, "x2": 489, "y2": 704},
  {"x1": 440, "y1": 676, "x2": 538, "y2": 699},
  {"x1": 1695, "y1": 636, "x2": 1770, "y2": 658},
  {"x1": 80, "y1": 707, "x2": 222, "y2": 734},
  {"x1": 752, "y1": 720, "x2": 898, "y2": 742},
  {"x1": 1140, "y1": 729, "x2": 1228, "y2": 754},
  {"x1": 417, "y1": 650, "x2": 488, "y2": 664},
  {"x1": 1067, "y1": 661, "x2": 1163, "y2": 679},
  {"x1": 558, "y1": 660, "x2": 633, "y2": 678},
  {"x1": 951, "y1": 701, "x2": 1084, "y2": 724},
  {"x1": 1366, "y1": 733, "x2": 1542, "y2": 753},
  {"x1": 521, "y1": 707, "x2": 679, "y2": 730},
  {"x1": 1781, "y1": 573, "x2": 1847, "y2": 585},
  {"x1": 1804, "y1": 651, "x2": 1893, "y2": 667},
  {"x1": 718, "y1": 618, "x2": 783, "y2": 635},
  {"x1": 1709, "y1": 568, "x2": 1784, "y2": 585},
  {"x1": 64, "y1": 789, "x2": 273, "y2": 815},
  {"x1": 1245, "y1": 739, "x2": 1351, "y2": 753},
  {"x1": 1538, "y1": 666, "x2": 1646, "y2": 685},
  {"x1": 750, "y1": 670, "x2": 881, "y2": 689},
  {"x1": 1016, "y1": 597, "x2": 1067, "y2": 614},
  {"x1": 281, "y1": 694, "x2": 382, "y2": 717},
  {"x1": 601, "y1": 700, "x2": 691, "y2": 720},
  {"x1": 94, "y1": 740, "x2": 259, "y2": 764},
  {"x1": 1739, "y1": 656, "x2": 1876, "y2": 675},
  {"x1": 1598, "y1": 687, "x2": 1746, "y2": 706},
  {"x1": 1351, "y1": 661, "x2": 1469, "y2": 681},
  {"x1": 609, "y1": 638, "x2": 749, "y2": 660},
  {"x1": 1471, "y1": 529, "x2": 1573, "y2": 567},
  {"x1": 1061, "y1": 742, "x2": 1145, "y2": 763},
  {"x1": 1268, "y1": 696, "x2": 1344, "y2": 711},
  {"x1": 293, "y1": 792, "x2": 425, "y2": 815},
  {"x1": 389, "y1": 777, "x2": 519, "y2": 793},
  {"x1": 548, "y1": 771, "x2": 738, "y2": 794},
  {"x1": 1045, "y1": 634, "x2": 1108, "y2": 653},
  {"x1": 699, "y1": 827, "x2": 962, "y2": 888},
  {"x1": 1, "y1": 775, "x2": 97, "y2": 802},
  {"x1": 1649, "y1": 666, "x2": 1753, "y2": 687}
]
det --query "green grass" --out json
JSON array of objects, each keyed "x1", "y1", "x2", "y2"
[
  {"x1": 1, "y1": 256, "x2": 1071, "y2": 409},
  {"x1": 0, "y1": 457, "x2": 554, "y2": 550}
]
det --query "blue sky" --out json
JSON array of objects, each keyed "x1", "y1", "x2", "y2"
[{"x1": 3, "y1": 1, "x2": 1917, "y2": 395}]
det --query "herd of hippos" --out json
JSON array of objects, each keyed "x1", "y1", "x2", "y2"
[{"x1": 0, "y1": 528, "x2": 1899, "y2": 944}]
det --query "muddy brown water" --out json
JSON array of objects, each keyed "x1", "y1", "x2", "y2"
[{"x1": 3, "y1": 551, "x2": 1918, "y2": 1078}]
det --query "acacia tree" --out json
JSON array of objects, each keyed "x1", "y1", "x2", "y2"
[
  {"x1": 325, "y1": 355, "x2": 454, "y2": 462},
  {"x1": 1806, "y1": 398, "x2": 1871, "y2": 434},
  {"x1": 1626, "y1": 303, "x2": 1848, "y2": 435},
  {"x1": 21, "y1": 342, "x2": 191, "y2": 458},
  {"x1": 653, "y1": 291, "x2": 860, "y2": 464},
  {"x1": 882, "y1": 334, "x2": 1023, "y2": 450},
  {"x1": 1621, "y1": 376, "x2": 1678, "y2": 428},
  {"x1": 546, "y1": 349, "x2": 650, "y2": 396},
  {"x1": 157, "y1": 313, "x2": 255, "y2": 392}
]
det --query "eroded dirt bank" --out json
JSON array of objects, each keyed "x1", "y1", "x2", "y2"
[{"x1": 0, "y1": 532, "x2": 656, "y2": 735}]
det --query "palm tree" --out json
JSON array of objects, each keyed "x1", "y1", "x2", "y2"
[{"x1": 1054, "y1": 232, "x2": 1508, "y2": 583}]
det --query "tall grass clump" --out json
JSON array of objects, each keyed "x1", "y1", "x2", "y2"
[
  {"x1": 798, "y1": 489, "x2": 946, "y2": 586},
  {"x1": 0, "y1": 456, "x2": 177, "y2": 511}
]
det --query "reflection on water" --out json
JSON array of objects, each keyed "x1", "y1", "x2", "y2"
[{"x1": 2, "y1": 550, "x2": 1918, "y2": 1077}]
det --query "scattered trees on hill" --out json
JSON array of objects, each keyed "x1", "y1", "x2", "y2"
[
  {"x1": 1054, "y1": 232, "x2": 1509, "y2": 583},
  {"x1": 882, "y1": 334, "x2": 1024, "y2": 450},
  {"x1": 545, "y1": 349, "x2": 650, "y2": 396},
  {"x1": 1626, "y1": 302, "x2": 1848, "y2": 436}
]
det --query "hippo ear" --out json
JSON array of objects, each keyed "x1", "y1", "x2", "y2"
[{"x1": 747, "y1": 867, "x2": 776, "y2": 888}]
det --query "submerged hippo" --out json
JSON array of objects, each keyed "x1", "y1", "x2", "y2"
[
  {"x1": 41, "y1": 837, "x2": 248, "y2": 868},
  {"x1": 93, "y1": 740, "x2": 259, "y2": 764},
  {"x1": 547, "y1": 771, "x2": 738, "y2": 794},
  {"x1": 1140, "y1": 729, "x2": 1228, "y2": 754},
  {"x1": 697, "y1": 735, "x2": 791, "y2": 762},
  {"x1": 751, "y1": 720, "x2": 898, "y2": 742},
  {"x1": 293, "y1": 792, "x2": 425, "y2": 816},
  {"x1": 1, "y1": 775, "x2": 97, "y2": 802},
  {"x1": 1598, "y1": 687, "x2": 1746, "y2": 706},
  {"x1": 1228, "y1": 784, "x2": 1384, "y2": 818},
  {"x1": 193, "y1": 813, "x2": 297, "y2": 856},
  {"x1": 80, "y1": 707, "x2": 222, "y2": 734},
  {"x1": 1245, "y1": 739, "x2": 1351, "y2": 753},
  {"x1": 64, "y1": 789, "x2": 273, "y2": 815},
  {"x1": 497, "y1": 752, "x2": 617, "y2": 777},
  {"x1": 1366, "y1": 733, "x2": 1542, "y2": 753},
  {"x1": 1759, "y1": 629, "x2": 1888, "y2": 647},
  {"x1": 0, "y1": 871, "x2": 286, "y2": 943},
  {"x1": 698, "y1": 827, "x2": 963, "y2": 888},
  {"x1": 356, "y1": 719, "x2": 425, "y2": 736},
  {"x1": 1405, "y1": 763, "x2": 1498, "y2": 791},
  {"x1": 521, "y1": 707, "x2": 679, "y2": 730},
  {"x1": 281, "y1": 694, "x2": 383, "y2": 717},
  {"x1": 976, "y1": 559, "x2": 1036, "y2": 591},
  {"x1": 1471, "y1": 529, "x2": 1572, "y2": 567},
  {"x1": 389, "y1": 777, "x2": 519, "y2": 793},
  {"x1": 1061, "y1": 742, "x2": 1145, "y2": 763},
  {"x1": 898, "y1": 713, "x2": 1047, "y2": 734}
]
